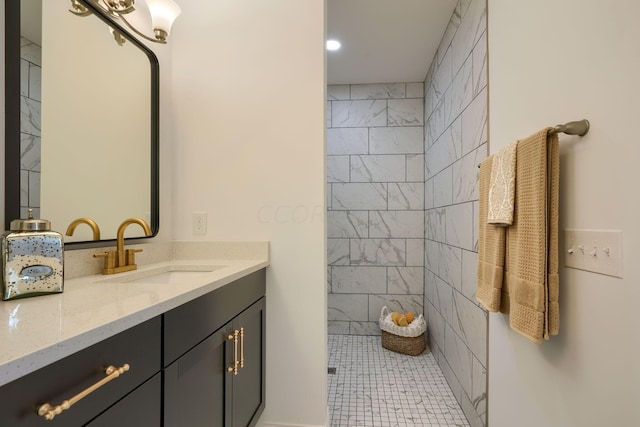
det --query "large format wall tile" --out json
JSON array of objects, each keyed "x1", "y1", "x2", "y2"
[
  {"x1": 453, "y1": 143, "x2": 486, "y2": 204},
  {"x1": 350, "y1": 238, "x2": 406, "y2": 266},
  {"x1": 427, "y1": 126, "x2": 461, "y2": 179},
  {"x1": 388, "y1": 99, "x2": 424, "y2": 126},
  {"x1": 444, "y1": 323, "x2": 473, "y2": 398},
  {"x1": 369, "y1": 127, "x2": 423, "y2": 154},
  {"x1": 461, "y1": 88, "x2": 488, "y2": 156},
  {"x1": 350, "y1": 155, "x2": 406, "y2": 182},
  {"x1": 349, "y1": 321, "x2": 381, "y2": 335},
  {"x1": 20, "y1": 37, "x2": 41, "y2": 66},
  {"x1": 328, "y1": 294, "x2": 369, "y2": 321},
  {"x1": 388, "y1": 183, "x2": 424, "y2": 210},
  {"x1": 20, "y1": 59, "x2": 28, "y2": 97},
  {"x1": 433, "y1": 166, "x2": 453, "y2": 207},
  {"x1": 369, "y1": 211, "x2": 424, "y2": 238},
  {"x1": 472, "y1": 31, "x2": 487, "y2": 97},
  {"x1": 327, "y1": 83, "x2": 425, "y2": 337},
  {"x1": 406, "y1": 155, "x2": 425, "y2": 182},
  {"x1": 327, "y1": 239, "x2": 350, "y2": 266},
  {"x1": 406, "y1": 239, "x2": 425, "y2": 267},
  {"x1": 21, "y1": 134, "x2": 41, "y2": 171},
  {"x1": 453, "y1": 0, "x2": 486, "y2": 72},
  {"x1": 28, "y1": 64, "x2": 41, "y2": 102},
  {"x1": 20, "y1": 97, "x2": 41, "y2": 137},
  {"x1": 327, "y1": 128, "x2": 369, "y2": 155},
  {"x1": 452, "y1": 292, "x2": 487, "y2": 366},
  {"x1": 461, "y1": 249, "x2": 479, "y2": 302},
  {"x1": 350, "y1": 83, "x2": 406, "y2": 100},
  {"x1": 331, "y1": 100, "x2": 387, "y2": 128},
  {"x1": 20, "y1": 37, "x2": 42, "y2": 215},
  {"x1": 331, "y1": 183, "x2": 387, "y2": 210},
  {"x1": 471, "y1": 355, "x2": 487, "y2": 423},
  {"x1": 332, "y1": 266, "x2": 387, "y2": 294},
  {"x1": 423, "y1": 2, "x2": 488, "y2": 425},
  {"x1": 328, "y1": 85, "x2": 350, "y2": 100},
  {"x1": 327, "y1": 211, "x2": 368, "y2": 238},
  {"x1": 388, "y1": 267, "x2": 424, "y2": 294},
  {"x1": 445, "y1": 202, "x2": 474, "y2": 250},
  {"x1": 20, "y1": 170, "x2": 29, "y2": 206},
  {"x1": 328, "y1": 321, "x2": 350, "y2": 335},
  {"x1": 327, "y1": 156, "x2": 350, "y2": 183},
  {"x1": 406, "y1": 82, "x2": 424, "y2": 98},
  {"x1": 445, "y1": 57, "x2": 473, "y2": 126}
]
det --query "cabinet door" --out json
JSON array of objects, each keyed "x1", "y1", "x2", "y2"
[
  {"x1": 85, "y1": 373, "x2": 161, "y2": 427},
  {"x1": 164, "y1": 322, "x2": 233, "y2": 427},
  {"x1": 231, "y1": 297, "x2": 265, "y2": 427}
]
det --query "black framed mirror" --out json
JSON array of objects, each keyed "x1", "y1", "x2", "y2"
[{"x1": 5, "y1": 0, "x2": 159, "y2": 248}]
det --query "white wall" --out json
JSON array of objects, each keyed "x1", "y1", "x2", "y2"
[
  {"x1": 171, "y1": 1, "x2": 327, "y2": 426},
  {"x1": 488, "y1": 1, "x2": 640, "y2": 425}
]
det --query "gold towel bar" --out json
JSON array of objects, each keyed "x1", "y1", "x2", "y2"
[{"x1": 477, "y1": 119, "x2": 590, "y2": 168}]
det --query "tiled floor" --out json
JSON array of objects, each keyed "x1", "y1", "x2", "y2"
[{"x1": 328, "y1": 335, "x2": 470, "y2": 427}]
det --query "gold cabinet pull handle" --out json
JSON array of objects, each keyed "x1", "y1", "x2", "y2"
[
  {"x1": 240, "y1": 327, "x2": 245, "y2": 369},
  {"x1": 227, "y1": 330, "x2": 239, "y2": 375},
  {"x1": 37, "y1": 364, "x2": 130, "y2": 421}
]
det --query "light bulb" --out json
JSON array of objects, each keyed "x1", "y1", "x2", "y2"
[{"x1": 145, "y1": 0, "x2": 182, "y2": 40}]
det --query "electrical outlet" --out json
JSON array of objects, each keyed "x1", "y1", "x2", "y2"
[
  {"x1": 564, "y1": 229, "x2": 623, "y2": 278},
  {"x1": 192, "y1": 212, "x2": 207, "y2": 236}
]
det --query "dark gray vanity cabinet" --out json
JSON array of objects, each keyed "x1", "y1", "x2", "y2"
[
  {"x1": 163, "y1": 269, "x2": 266, "y2": 427},
  {"x1": 0, "y1": 268, "x2": 266, "y2": 427},
  {"x1": 0, "y1": 317, "x2": 162, "y2": 427}
]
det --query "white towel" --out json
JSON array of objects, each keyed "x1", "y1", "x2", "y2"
[{"x1": 488, "y1": 141, "x2": 518, "y2": 226}]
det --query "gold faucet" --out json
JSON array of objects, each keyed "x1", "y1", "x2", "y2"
[
  {"x1": 94, "y1": 218, "x2": 152, "y2": 275},
  {"x1": 66, "y1": 218, "x2": 101, "y2": 241}
]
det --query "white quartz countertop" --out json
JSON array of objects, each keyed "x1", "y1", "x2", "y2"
[{"x1": 0, "y1": 244, "x2": 269, "y2": 387}]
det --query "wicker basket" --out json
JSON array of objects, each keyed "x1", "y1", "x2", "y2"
[{"x1": 379, "y1": 306, "x2": 427, "y2": 356}]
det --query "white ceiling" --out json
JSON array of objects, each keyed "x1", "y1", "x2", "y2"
[{"x1": 327, "y1": 0, "x2": 457, "y2": 85}]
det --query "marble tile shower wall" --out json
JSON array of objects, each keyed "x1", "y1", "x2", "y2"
[
  {"x1": 327, "y1": 83, "x2": 425, "y2": 336},
  {"x1": 20, "y1": 37, "x2": 42, "y2": 218},
  {"x1": 423, "y1": 1, "x2": 488, "y2": 427}
]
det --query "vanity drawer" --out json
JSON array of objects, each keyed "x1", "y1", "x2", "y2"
[
  {"x1": 0, "y1": 316, "x2": 161, "y2": 427},
  {"x1": 164, "y1": 268, "x2": 266, "y2": 366}
]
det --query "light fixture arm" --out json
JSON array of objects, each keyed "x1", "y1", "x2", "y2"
[
  {"x1": 69, "y1": 0, "x2": 93, "y2": 16},
  {"x1": 118, "y1": 13, "x2": 167, "y2": 44}
]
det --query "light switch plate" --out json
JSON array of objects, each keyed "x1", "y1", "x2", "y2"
[{"x1": 564, "y1": 229, "x2": 623, "y2": 278}]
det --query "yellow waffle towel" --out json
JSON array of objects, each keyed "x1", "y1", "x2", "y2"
[
  {"x1": 476, "y1": 156, "x2": 506, "y2": 312},
  {"x1": 501, "y1": 128, "x2": 560, "y2": 343},
  {"x1": 488, "y1": 140, "x2": 518, "y2": 226}
]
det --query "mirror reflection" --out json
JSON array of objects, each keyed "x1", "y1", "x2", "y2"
[{"x1": 15, "y1": 0, "x2": 158, "y2": 244}]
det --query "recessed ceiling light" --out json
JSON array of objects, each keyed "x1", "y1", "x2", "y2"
[{"x1": 326, "y1": 39, "x2": 341, "y2": 51}]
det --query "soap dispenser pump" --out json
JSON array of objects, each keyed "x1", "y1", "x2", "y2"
[{"x1": 1, "y1": 209, "x2": 64, "y2": 300}]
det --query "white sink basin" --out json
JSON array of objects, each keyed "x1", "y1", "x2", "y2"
[{"x1": 98, "y1": 265, "x2": 226, "y2": 284}]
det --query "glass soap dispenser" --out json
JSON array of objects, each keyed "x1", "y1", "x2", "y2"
[{"x1": 1, "y1": 209, "x2": 64, "y2": 300}]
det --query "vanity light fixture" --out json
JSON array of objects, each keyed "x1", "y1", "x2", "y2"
[{"x1": 69, "y1": 0, "x2": 182, "y2": 44}]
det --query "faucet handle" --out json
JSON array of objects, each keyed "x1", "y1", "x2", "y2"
[
  {"x1": 125, "y1": 248, "x2": 144, "y2": 267},
  {"x1": 94, "y1": 251, "x2": 116, "y2": 270}
]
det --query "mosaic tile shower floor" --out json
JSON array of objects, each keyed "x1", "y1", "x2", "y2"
[{"x1": 328, "y1": 335, "x2": 469, "y2": 427}]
